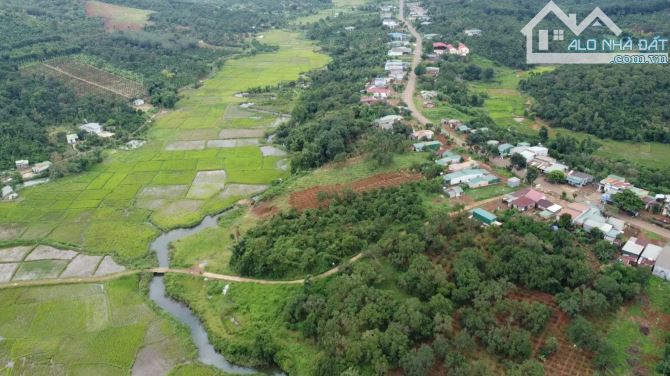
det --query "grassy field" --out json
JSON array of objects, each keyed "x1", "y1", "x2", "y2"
[
  {"x1": 462, "y1": 58, "x2": 670, "y2": 169},
  {"x1": 0, "y1": 275, "x2": 195, "y2": 375},
  {"x1": 85, "y1": 1, "x2": 154, "y2": 32},
  {"x1": 165, "y1": 275, "x2": 321, "y2": 375},
  {"x1": 0, "y1": 30, "x2": 329, "y2": 265},
  {"x1": 292, "y1": 0, "x2": 369, "y2": 24},
  {"x1": 464, "y1": 184, "x2": 517, "y2": 202},
  {"x1": 605, "y1": 278, "x2": 670, "y2": 375}
]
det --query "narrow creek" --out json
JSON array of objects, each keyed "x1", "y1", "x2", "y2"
[{"x1": 147, "y1": 211, "x2": 282, "y2": 375}]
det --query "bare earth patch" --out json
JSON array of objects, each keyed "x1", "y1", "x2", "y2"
[
  {"x1": 135, "y1": 199, "x2": 168, "y2": 211},
  {"x1": 0, "y1": 223, "x2": 27, "y2": 240},
  {"x1": 25, "y1": 245, "x2": 78, "y2": 261},
  {"x1": 85, "y1": 1, "x2": 154, "y2": 32},
  {"x1": 165, "y1": 140, "x2": 206, "y2": 151},
  {"x1": 260, "y1": 146, "x2": 287, "y2": 157},
  {"x1": 94, "y1": 256, "x2": 126, "y2": 276},
  {"x1": 0, "y1": 263, "x2": 19, "y2": 283},
  {"x1": 0, "y1": 246, "x2": 34, "y2": 262},
  {"x1": 218, "y1": 129, "x2": 266, "y2": 139},
  {"x1": 60, "y1": 255, "x2": 103, "y2": 278}
]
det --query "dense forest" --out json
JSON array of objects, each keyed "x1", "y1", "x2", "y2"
[
  {"x1": 521, "y1": 65, "x2": 670, "y2": 143},
  {"x1": 276, "y1": 12, "x2": 400, "y2": 171},
  {"x1": 230, "y1": 184, "x2": 650, "y2": 374}
]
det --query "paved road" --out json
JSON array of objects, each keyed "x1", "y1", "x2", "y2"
[
  {"x1": 610, "y1": 213, "x2": 670, "y2": 241},
  {"x1": 399, "y1": 0, "x2": 430, "y2": 126}
]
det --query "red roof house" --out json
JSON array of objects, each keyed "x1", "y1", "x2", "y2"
[{"x1": 433, "y1": 42, "x2": 448, "y2": 49}]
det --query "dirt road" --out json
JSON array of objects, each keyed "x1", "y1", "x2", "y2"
[{"x1": 399, "y1": 0, "x2": 430, "y2": 126}]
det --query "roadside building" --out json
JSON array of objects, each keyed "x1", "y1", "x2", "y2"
[
  {"x1": 467, "y1": 175, "x2": 500, "y2": 189},
  {"x1": 567, "y1": 171, "x2": 594, "y2": 187},
  {"x1": 413, "y1": 141, "x2": 442, "y2": 152},
  {"x1": 498, "y1": 143, "x2": 514, "y2": 157},
  {"x1": 412, "y1": 130, "x2": 434, "y2": 140},
  {"x1": 507, "y1": 177, "x2": 521, "y2": 188},
  {"x1": 133, "y1": 99, "x2": 145, "y2": 106},
  {"x1": 445, "y1": 186, "x2": 463, "y2": 198},
  {"x1": 472, "y1": 208, "x2": 497, "y2": 225},
  {"x1": 32, "y1": 161, "x2": 52, "y2": 174},
  {"x1": 80, "y1": 122, "x2": 103, "y2": 134},
  {"x1": 443, "y1": 168, "x2": 488, "y2": 186},
  {"x1": 374, "y1": 115, "x2": 403, "y2": 130},
  {"x1": 448, "y1": 161, "x2": 479, "y2": 173},
  {"x1": 639, "y1": 244, "x2": 663, "y2": 267},
  {"x1": 382, "y1": 18, "x2": 398, "y2": 28},
  {"x1": 367, "y1": 86, "x2": 391, "y2": 98},
  {"x1": 598, "y1": 174, "x2": 633, "y2": 194},
  {"x1": 621, "y1": 237, "x2": 645, "y2": 265},
  {"x1": 652, "y1": 246, "x2": 670, "y2": 280}
]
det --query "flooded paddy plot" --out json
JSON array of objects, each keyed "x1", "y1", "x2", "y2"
[
  {"x1": 0, "y1": 245, "x2": 33, "y2": 262},
  {"x1": 165, "y1": 140, "x2": 206, "y2": 151},
  {"x1": 206, "y1": 139, "x2": 260, "y2": 148},
  {"x1": 0, "y1": 263, "x2": 19, "y2": 282},
  {"x1": 218, "y1": 128, "x2": 266, "y2": 139},
  {"x1": 260, "y1": 146, "x2": 287, "y2": 157},
  {"x1": 94, "y1": 255, "x2": 126, "y2": 276},
  {"x1": 187, "y1": 170, "x2": 228, "y2": 199},
  {"x1": 60, "y1": 254, "x2": 103, "y2": 278},
  {"x1": 25, "y1": 245, "x2": 78, "y2": 261}
]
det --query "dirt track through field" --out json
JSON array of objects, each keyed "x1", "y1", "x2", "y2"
[{"x1": 43, "y1": 63, "x2": 133, "y2": 99}]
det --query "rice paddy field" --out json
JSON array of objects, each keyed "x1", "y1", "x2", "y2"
[
  {"x1": 0, "y1": 30, "x2": 329, "y2": 266},
  {"x1": 0, "y1": 275, "x2": 195, "y2": 375}
]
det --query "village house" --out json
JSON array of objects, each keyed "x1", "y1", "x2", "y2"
[
  {"x1": 66, "y1": 133, "x2": 79, "y2": 145},
  {"x1": 385, "y1": 60, "x2": 406, "y2": 71},
  {"x1": 567, "y1": 171, "x2": 594, "y2": 187},
  {"x1": 426, "y1": 67, "x2": 440, "y2": 77},
  {"x1": 652, "y1": 245, "x2": 670, "y2": 280},
  {"x1": 366, "y1": 86, "x2": 391, "y2": 98},
  {"x1": 467, "y1": 175, "x2": 500, "y2": 189},
  {"x1": 1, "y1": 185, "x2": 18, "y2": 201},
  {"x1": 433, "y1": 42, "x2": 449, "y2": 55},
  {"x1": 639, "y1": 244, "x2": 663, "y2": 267},
  {"x1": 389, "y1": 40, "x2": 410, "y2": 48},
  {"x1": 443, "y1": 168, "x2": 488, "y2": 186},
  {"x1": 448, "y1": 160, "x2": 479, "y2": 173},
  {"x1": 80, "y1": 122, "x2": 103, "y2": 134},
  {"x1": 464, "y1": 29, "x2": 483, "y2": 37},
  {"x1": 361, "y1": 96, "x2": 383, "y2": 106},
  {"x1": 382, "y1": 19, "x2": 398, "y2": 28},
  {"x1": 388, "y1": 69, "x2": 406, "y2": 81},
  {"x1": 507, "y1": 177, "x2": 521, "y2": 188},
  {"x1": 411, "y1": 130, "x2": 434, "y2": 140},
  {"x1": 413, "y1": 141, "x2": 443, "y2": 152},
  {"x1": 344, "y1": 26, "x2": 356, "y2": 32},
  {"x1": 424, "y1": 33, "x2": 440, "y2": 40},
  {"x1": 15, "y1": 160, "x2": 29, "y2": 170},
  {"x1": 373, "y1": 77, "x2": 389, "y2": 87},
  {"x1": 456, "y1": 43, "x2": 470, "y2": 56},
  {"x1": 621, "y1": 237, "x2": 645, "y2": 265},
  {"x1": 498, "y1": 143, "x2": 514, "y2": 157},
  {"x1": 133, "y1": 98, "x2": 145, "y2": 106},
  {"x1": 374, "y1": 115, "x2": 404, "y2": 130},
  {"x1": 456, "y1": 124, "x2": 471, "y2": 133},
  {"x1": 574, "y1": 206, "x2": 623, "y2": 243},
  {"x1": 504, "y1": 188, "x2": 546, "y2": 207},
  {"x1": 487, "y1": 140, "x2": 500, "y2": 147},
  {"x1": 471, "y1": 208, "x2": 498, "y2": 226},
  {"x1": 32, "y1": 161, "x2": 52, "y2": 174},
  {"x1": 420, "y1": 90, "x2": 438, "y2": 101},
  {"x1": 437, "y1": 149, "x2": 462, "y2": 164},
  {"x1": 388, "y1": 32, "x2": 408, "y2": 41},
  {"x1": 598, "y1": 174, "x2": 633, "y2": 194},
  {"x1": 445, "y1": 186, "x2": 463, "y2": 198}
]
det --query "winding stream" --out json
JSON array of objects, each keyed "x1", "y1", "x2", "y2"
[{"x1": 147, "y1": 212, "x2": 281, "y2": 375}]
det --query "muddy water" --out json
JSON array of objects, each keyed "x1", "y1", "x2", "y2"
[{"x1": 147, "y1": 212, "x2": 281, "y2": 375}]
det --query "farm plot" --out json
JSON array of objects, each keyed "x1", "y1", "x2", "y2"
[
  {"x1": 289, "y1": 171, "x2": 422, "y2": 210},
  {"x1": 85, "y1": 1, "x2": 154, "y2": 32},
  {"x1": 0, "y1": 276, "x2": 194, "y2": 375},
  {"x1": 0, "y1": 30, "x2": 327, "y2": 265}
]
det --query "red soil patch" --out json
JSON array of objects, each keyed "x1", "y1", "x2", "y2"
[
  {"x1": 289, "y1": 171, "x2": 421, "y2": 210},
  {"x1": 251, "y1": 202, "x2": 279, "y2": 219},
  {"x1": 509, "y1": 289, "x2": 594, "y2": 376}
]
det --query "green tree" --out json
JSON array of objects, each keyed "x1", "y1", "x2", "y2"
[
  {"x1": 539, "y1": 126, "x2": 549, "y2": 143},
  {"x1": 400, "y1": 345, "x2": 434, "y2": 376},
  {"x1": 612, "y1": 189, "x2": 645, "y2": 214},
  {"x1": 546, "y1": 170, "x2": 566, "y2": 184},
  {"x1": 510, "y1": 153, "x2": 527, "y2": 169},
  {"x1": 526, "y1": 167, "x2": 540, "y2": 185}
]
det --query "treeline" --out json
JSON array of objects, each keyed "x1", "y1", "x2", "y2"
[
  {"x1": 252, "y1": 186, "x2": 651, "y2": 374},
  {"x1": 275, "y1": 14, "x2": 395, "y2": 171},
  {"x1": 521, "y1": 65, "x2": 670, "y2": 143}
]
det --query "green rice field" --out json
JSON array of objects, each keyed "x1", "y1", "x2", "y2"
[
  {"x1": 0, "y1": 275, "x2": 195, "y2": 375},
  {"x1": 0, "y1": 30, "x2": 329, "y2": 265}
]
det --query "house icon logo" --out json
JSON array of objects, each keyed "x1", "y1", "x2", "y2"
[{"x1": 522, "y1": 1, "x2": 667, "y2": 64}]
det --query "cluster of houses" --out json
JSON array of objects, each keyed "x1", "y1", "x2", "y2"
[
  {"x1": 599, "y1": 174, "x2": 670, "y2": 217},
  {"x1": 621, "y1": 237, "x2": 670, "y2": 280},
  {"x1": 14, "y1": 159, "x2": 52, "y2": 182},
  {"x1": 406, "y1": 2, "x2": 430, "y2": 25},
  {"x1": 381, "y1": 4, "x2": 399, "y2": 29},
  {"x1": 433, "y1": 42, "x2": 470, "y2": 57}
]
